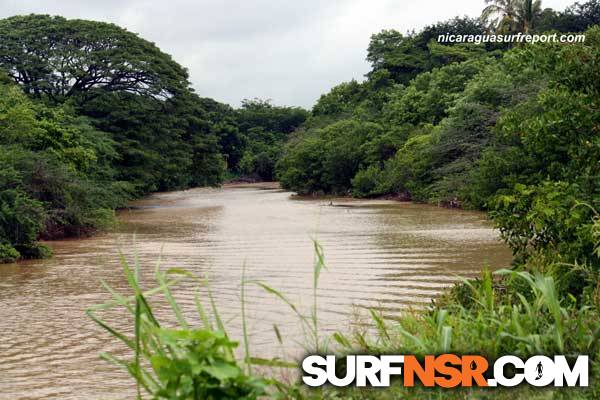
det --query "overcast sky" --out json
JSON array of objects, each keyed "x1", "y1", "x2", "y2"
[{"x1": 0, "y1": 0, "x2": 576, "y2": 108}]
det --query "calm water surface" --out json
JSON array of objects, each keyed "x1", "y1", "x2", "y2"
[{"x1": 0, "y1": 184, "x2": 512, "y2": 399}]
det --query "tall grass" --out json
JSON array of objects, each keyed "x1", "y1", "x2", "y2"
[
  {"x1": 86, "y1": 254, "x2": 273, "y2": 399},
  {"x1": 89, "y1": 239, "x2": 599, "y2": 399},
  {"x1": 244, "y1": 239, "x2": 328, "y2": 353}
]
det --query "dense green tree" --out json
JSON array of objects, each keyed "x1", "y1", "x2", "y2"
[
  {"x1": 367, "y1": 17, "x2": 487, "y2": 85},
  {"x1": 312, "y1": 80, "x2": 367, "y2": 117},
  {"x1": 234, "y1": 99, "x2": 308, "y2": 180},
  {"x1": 237, "y1": 99, "x2": 308, "y2": 135},
  {"x1": 197, "y1": 98, "x2": 243, "y2": 170},
  {"x1": 0, "y1": 78, "x2": 132, "y2": 260},
  {"x1": 278, "y1": 119, "x2": 383, "y2": 194},
  {"x1": 0, "y1": 14, "x2": 188, "y2": 101},
  {"x1": 359, "y1": 126, "x2": 438, "y2": 200},
  {"x1": 0, "y1": 14, "x2": 228, "y2": 194},
  {"x1": 537, "y1": 0, "x2": 600, "y2": 32},
  {"x1": 383, "y1": 59, "x2": 488, "y2": 126}
]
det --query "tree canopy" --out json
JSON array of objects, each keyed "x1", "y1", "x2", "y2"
[{"x1": 0, "y1": 14, "x2": 189, "y2": 101}]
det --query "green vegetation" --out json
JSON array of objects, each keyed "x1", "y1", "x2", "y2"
[
  {"x1": 275, "y1": 1, "x2": 600, "y2": 397},
  {"x1": 278, "y1": 5, "x2": 599, "y2": 207},
  {"x1": 0, "y1": 15, "x2": 306, "y2": 262},
  {"x1": 235, "y1": 99, "x2": 308, "y2": 181},
  {"x1": 2, "y1": 0, "x2": 599, "y2": 398},
  {"x1": 87, "y1": 257, "x2": 273, "y2": 400},
  {"x1": 88, "y1": 0, "x2": 599, "y2": 398}
]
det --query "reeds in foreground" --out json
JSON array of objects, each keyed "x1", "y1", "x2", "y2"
[{"x1": 88, "y1": 240, "x2": 599, "y2": 399}]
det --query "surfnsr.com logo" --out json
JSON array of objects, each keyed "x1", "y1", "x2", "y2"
[{"x1": 302, "y1": 354, "x2": 589, "y2": 388}]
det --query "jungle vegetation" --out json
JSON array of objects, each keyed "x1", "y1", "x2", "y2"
[
  {"x1": 81, "y1": 1, "x2": 600, "y2": 399},
  {"x1": 0, "y1": 15, "x2": 306, "y2": 262},
  {"x1": 1, "y1": 2, "x2": 600, "y2": 397},
  {"x1": 273, "y1": 1, "x2": 599, "y2": 397}
]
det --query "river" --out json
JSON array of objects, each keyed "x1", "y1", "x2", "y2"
[{"x1": 0, "y1": 183, "x2": 512, "y2": 399}]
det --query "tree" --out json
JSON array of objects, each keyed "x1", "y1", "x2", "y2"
[
  {"x1": 0, "y1": 14, "x2": 229, "y2": 197},
  {"x1": 312, "y1": 80, "x2": 366, "y2": 117},
  {"x1": 538, "y1": 0, "x2": 600, "y2": 32},
  {"x1": 366, "y1": 30, "x2": 431, "y2": 84},
  {"x1": 516, "y1": 0, "x2": 543, "y2": 33},
  {"x1": 383, "y1": 59, "x2": 487, "y2": 126},
  {"x1": 237, "y1": 99, "x2": 308, "y2": 136},
  {"x1": 0, "y1": 14, "x2": 189, "y2": 102},
  {"x1": 481, "y1": 0, "x2": 520, "y2": 32},
  {"x1": 367, "y1": 17, "x2": 488, "y2": 84},
  {"x1": 234, "y1": 99, "x2": 308, "y2": 178},
  {"x1": 278, "y1": 120, "x2": 383, "y2": 194},
  {"x1": 482, "y1": 0, "x2": 543, "y2": 33},
  {"x1": 197, "y1": 98, "x2": 243, "y2": 170},
  {"x1": 566, "y1": 0, "x2": 600, "y2": 29}
]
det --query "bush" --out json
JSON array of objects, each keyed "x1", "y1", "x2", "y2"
[
  {"x1": 87, "y1": 256, "x2": 272, "y2": 399},
  {"x1": 0, "y1": 243, "x2": 20, "y2": 263},
  {"x1": 278, "y1": 119, "x2": 383, "y2": 194},
  {"x1": 352, "y1": 165, "x2": 386, "y2": 197},
  {"x1": 14, "y1": 243, "x2": 52, "y2": 260},
  {"x1": 0, "y1": 189, "x2": 45, "y2": 250},
  {"x1": 491, "y1": 182, "x2": 599, "y2": 270}
]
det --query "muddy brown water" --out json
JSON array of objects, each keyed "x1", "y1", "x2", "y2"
[{"x1": 0, "y1": 183, "x2": 512, "y2": 399}]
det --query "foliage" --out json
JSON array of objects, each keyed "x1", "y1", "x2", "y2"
[
  {"x1": 383, "y1": 59, "x2": 488, "y2": 126},
  {"x1": 312, "y1": 80, "x2": 369, "y2": 118},
  {"x1": 0, "y1": 78, "x2": 131, "y2": 258},
  {"x1": 328, "y1": 268, "x2": 600, "y2": 399},
  {"x1": 351, "y1": 165, "x2": 388, "y2": 198},
  {"x1": 0, "y1": 14, "x2": 188, "y2": 101},
  {"x1": 537, "y1": 0, "x2": 600, "y2": 32},
  {"x1": 491, "y1": 183, "x2": 600, "y2": 294},
  {"x1": 0, "y1": 242, "x2": 20, "y2": 263},
  {"x1": 79, "y1": 89, "x2": 226, "y2": 192},
  {"x1": 235, "y1": 99, "x2": 308, "y2": 180},
  {"x1": 87, "y1": 256, "x2": 272, "y2": 400},
  {"x1": 278, "y1": 119, "x2": 383, "y2": 194},
  {"x1": 0, "y1": 13, "x2": 232, "y2": 196},
  {"x1": 366, "y1": 17, "x2": 488, "y2": 85},
  {"x1": 279, "y1": 22, "x2": 599, "y2": 207},
  {"x1": 0, "y1": 188, "x2": 46, "y2": 260}
]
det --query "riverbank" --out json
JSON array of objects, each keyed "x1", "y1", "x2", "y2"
[
  {"x1": 84, "y1": 193, "x2": 600, "y2": 399},
  {"x1": 223, "y1": 181, "x2": 281, "y2": 190},
  {"x1": 0, "y1": 184, "x2": 512, "y2": 399}
]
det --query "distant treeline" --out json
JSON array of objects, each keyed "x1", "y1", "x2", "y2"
[
  {"x1": 0, "y1": 14, "x2": 307, "y2": 262},
  {"x1": 277, "y1": 0, "x2": 599, "y2": 205},
  {"x1": 0, "y1": 1, "x2": 598, "y2": 263}
]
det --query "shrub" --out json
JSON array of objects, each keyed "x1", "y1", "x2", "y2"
[
  {"x1": 0, "y1": 243, "x2": 20, "y2": 263},
  {"x1": 0, "y1": 189, "x2": 45, "y2": 251},
  {"x1": 14, "y1": 243, "x2": 52, "y2": 260},
  {"x1": 352, "y1": 165, "x2": 386, "y2": 198},
  {"x1": 87, "y1": 256, "x2": 273, "y2": 399}
]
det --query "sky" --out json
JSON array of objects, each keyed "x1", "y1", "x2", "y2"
[{"x1": 0, "y1": 0, "x2": 577, "y2": 108}]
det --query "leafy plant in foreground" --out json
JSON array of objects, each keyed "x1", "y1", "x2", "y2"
[{"x1": 87, "y1": 255, "x2": 270, "y2": 400}]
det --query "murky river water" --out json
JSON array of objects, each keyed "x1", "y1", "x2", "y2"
[{"x1": 0, "y1": 183, "x2": 512, "y2": 399}]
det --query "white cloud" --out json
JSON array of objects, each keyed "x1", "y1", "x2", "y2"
[{"x1": 0, "y1": 0, "x2": 578, "y2": 107}]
